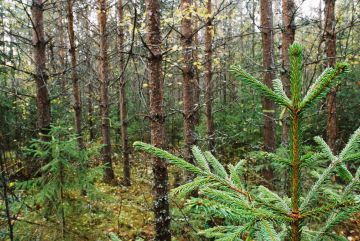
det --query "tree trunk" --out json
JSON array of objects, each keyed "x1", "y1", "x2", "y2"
[
  {"x1": 66, "y1": 0, "x2": 84, "y2": 149},
  {"x1": 252, "y1": 0, "x2": 256, "y2": 59},
  {"x1": 31, "y1": 0, "x2": 51, "y2": 142},
  {"x1": 57, "y1": 7, "x2": 67, "y2": 96},
  {"x1": 181, "y1": 0, "x2": 196, "y2": 165},
  {"x1": 145, "y1": 0, "x2": 171, "y2": 240},
  {"x1": 117, "y1": 0, "x2": 131, "y2": 186},
  {"x1": 324, "y1": 0, "x2": 337, "y2": 151},
  {"x1": 97, "y1": 0, "x2": 115, "y2": 183},
  {"x1": 82, "y1": 5, "x2": 96, "y2": 141},
  {"x1": 193, "y1": 16, "x2": 201, "y2": 127},
  {"x1": 205, "y1": 0, "x2": 215, "y2": 153},
  {"x1": 260, "y1": 0, "x2": 276, "y2": 153},
  {"x1": 281, "y1": 0, "x2": 295, "y2": 146}
]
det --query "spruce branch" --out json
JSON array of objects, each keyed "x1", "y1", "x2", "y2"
[
  {"x1": 259, "y1": 220, "x2": 281, "y2": 241},
  {"x1": 258, "y1": 186, "x2": 290, "y2": 213},
  {"x1": 302, "y1": 127, "x2": 359, "y2": 211},
  {"x1": 133, "y1": 141, "x2": 204, "y2": 175},
  {"x1": 204, "y1": 151, "x2": 228, "y2": 178},
  {"x1": 300, "y1": 62, "x2": 350, "y2": 111},
  {"x1": 192, "y1": 146, "x2": 211, "y2": 172},
  {"x1": 272, "y1": 78, "x2": 292, "y2": 108},
  {"x1": 339, "y1": 126, "x2": 360, "y2": 160},
  {"x1": 229, "y1": 65, "x2": 292, "y2": 109},
  {"x1": 228, "y1": 160, "x2": 246, "y2": 190}
]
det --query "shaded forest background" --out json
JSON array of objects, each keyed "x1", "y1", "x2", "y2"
[{"x1": 0, "y1": 0, "x2": 359, "y2": 240}]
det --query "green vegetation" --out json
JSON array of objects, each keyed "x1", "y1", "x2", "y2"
[{"x1": 134, "y1": 44, "x2": 359, "y2": 240}]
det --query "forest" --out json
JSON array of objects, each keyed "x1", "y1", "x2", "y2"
[{"x1": 0, "y1": 0, "x2": 359, "y2": 240}]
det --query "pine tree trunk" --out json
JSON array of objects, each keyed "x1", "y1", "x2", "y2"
[
  {"x1": 145, "y1": 0, "x2": 171, "y2": 240},
  {"x1": 117, "y1": 0, "x2": 131, "y2": 186},
  {"x1": 87, "y1": 82, "x2": 95, "y2": 141},
  {"x1": 181, "y1": 0, "x2": 196, "y2": 165},
  {"x1": 57, "y1": 12, "x2": 67, "y2": 96},
  {"x1": 97, "y1": 0, "x2": 115, "y2": 183},
  {"x1": 193, "y1": 17, "x2": 201, "y2": 127},
  {"x1": 251, "y1": 0, "x2": 256, "y2": 59},
  {"x1": 281, "y1": 0, "x2": 295, "y2": 146},
  {"x1": 205, "y1": 0, "x2": 215, "y2": 153},
  {"x1": 260, "y1": 0, "x2": 276, "y2": 153},
  {"x1": 324, "y1": 0, "x2": 337, "y2": 151},
  {"x1": 66, "y1": 0, "x2": 84, "y2": 149},
  {"x1": 82, "y1": 6, "x2": 95, "y2": 141},
  {"x1": 31, "y1": 0, "x2": 51, "y2": 142}
]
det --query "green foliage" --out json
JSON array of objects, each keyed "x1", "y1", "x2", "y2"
[
  {"x1": 134, "y1": 43, "x2": 359, "y2": 240},
  {"x1": 16, "y1": 126, "x2": 103, "y2": 239},
  {"x1": 229, "y1": 65, "x2": 292, "y2": 109}
]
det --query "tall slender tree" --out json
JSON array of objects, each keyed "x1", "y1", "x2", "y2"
[
  {"x1": 280, "y1": 0, "x2": 296, "y2": 146},
  {"x1": 31, "y1": 0, "x2": 51, "y2": 142},
  {"x1": 145, "y1": 0, "x2": 171, "y2": 240},
  {"x1": 81, "y1": 5, "x2": 96, "y2": 141},
  {"x1": 260, "y1": 0, "x2": 276, "y2": 152},
  {"x1": 204, "y1": 0, "x2": 215, "y2": 152},
  {"x1": 324, "y1": 0, "x2": 337, "y2": 151},
  {"x1": 193, "y1": 12, "x2": 201, "y2": 127},
  {"x1": 56, "y1": 3, "x2": 67, "y2": 96},
  {"x1": 97, "y1": 0, "x2": 115, "y2": 183},
  {"x1": 181, "y1": 0, "x2": 196, "y2": 165},
  {"x1": 117, "y1": 0, "x2": 131, "y2": 186},
  {"x1": 66, "y1": 0, "x2": 84, "y2": 149}
]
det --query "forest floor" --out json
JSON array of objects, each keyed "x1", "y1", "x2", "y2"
[
  {"x1": 97, "y1": 158, "x2": 360, "y2": 241},
  {"x1": 88, "y1": 156, "x2": 360, "y2": 241},
  {"x1": 10, "y1": 154, "x2": 359, "y2": 241},
  {"x1": 99, "y1": 159, "x2": 155, "y2": 240}
]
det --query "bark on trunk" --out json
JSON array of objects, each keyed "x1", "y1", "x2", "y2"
[
  {"x1": 88, "y1": 81, "x2": 95, "y2": 141},
  {"x1": 82, "y1": 6, "x2": 95, "y2": 141},
  {"x1": 193, "y1": 9, "x2": 201, "y2": 127},
  {"x1": 281, "y1": 0, "x2": 295, "y2": 146},
  {"x1": 57, "y1": 8, "x2": 67, "y2": 96},
  {"x1": 260, "y1": 0, "x2": 276, "y2": 153},
  {"x1": 66, "y1": 0, "x2": 84, "y2": 149},
  {"x1": 181, "y1": 0, "x2": 196, "y2": 165},
  {"x1": 97, "y1": 0, "x2": 115, "y2": 183},
  {"x1": 205, "y1": 0, "x2": 215, "y2": 153},
  {"x1": 324, "y1": 0, "x2": 337, "y2": 151},
  {"x1": 117, "y1": 0, "x2": 131, "y2": 186},
  {"x1": 145, "y1": 0, "x2": 171, "y2": 240},
  {"x1": 31, "y1": 0, "x2": 51, "y2": 142}
]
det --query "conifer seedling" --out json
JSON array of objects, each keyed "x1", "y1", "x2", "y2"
[{"x1": 134, "y1": 43, "x2": 359, "y2": 241}]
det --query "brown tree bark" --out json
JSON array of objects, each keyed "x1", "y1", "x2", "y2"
[
  {"x1": 117, "y1": 0, "x2": 131, "y2": 186},
  {"x1": 66, "y1": 0, "x2": 84, "y2": 149},
  {"x1": 56, "y1": 3, "x2": 67, "y2": 96},
  {"x1": 181, "y1": 0, "x2": 196, "y2": 164},
  {"x1": 82, "y1": 5, "x2": 96, "y2": 141},
  {"x1": 280, "y1": 0, "x2": 295, "y2": 146},
  {"x1": 205, "y1": 0, "x2": 215, "y2": 152},
  {"x1": 31, "y1": 0, "x2": 51, "y2": 142},
  {"x1": 193, "y1": 16, "x2": 201, "y2": 127},
  {"x1": 145, "y1": 0, "x2": 171, "y2": 240},
  {"x1": 88, "y1": 81, "x2": 95, "y2": 141},
  {"x1": 260, "y1": 0, "x2": 276, "y2": 153},
  {"x1": 97, "y1": 0, "x2": 115, "y2": 183},
  {"x1": 324, "y1": 0, "x2": 337, "y2": 151}
]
